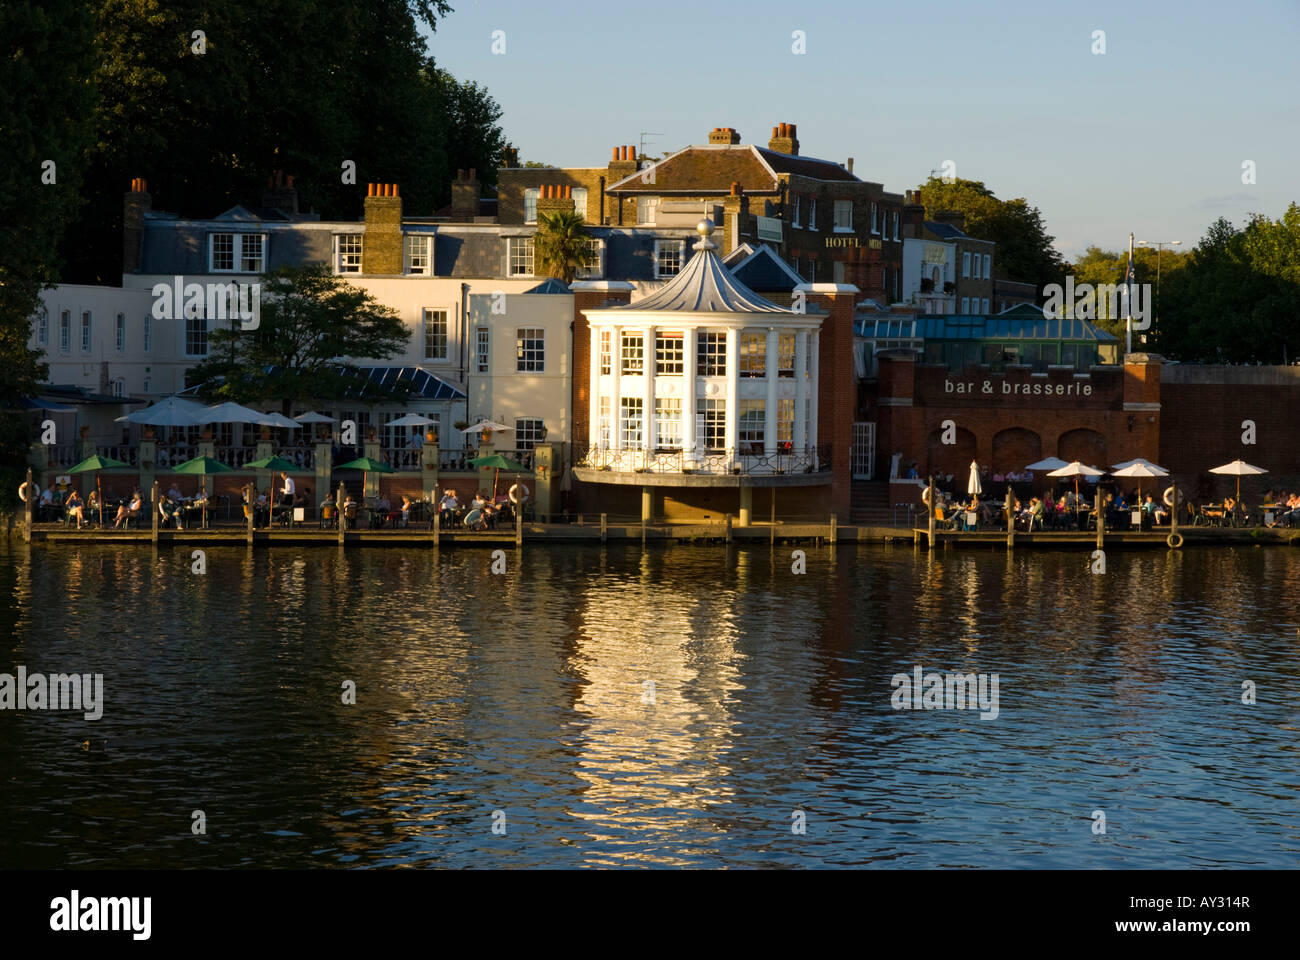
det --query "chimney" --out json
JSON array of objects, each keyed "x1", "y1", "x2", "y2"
[
  {"x1": 902, "y1": 189, "x2": 925, "y2": 239},
  {"x1": 846, "y1": 157, "x2": 854, "y2": 174},
  {"x1": 767, "y1": 122, "x2": 799, "y2": 156},
  {"x1": 261, "y1": 169, "x2": 299, "y2": 214},
  {"x1": 721, "y1": 182, "x2": 750, "y2": 256},
  {"x1": 451, "y1": 168, "x2": 480, "y2": 221},
  {"x1": 536, "y1": 184, "x2": 575, "y2": 220},
  {"x1": 709, "y1": 126, "x2": 741, "y2": 145},
  {"x1": 362, "y1": 182, "x2": 403, "y2": 274},
  {"x1": 123, "y1": 178, "x2": 151, "y2": 274}
]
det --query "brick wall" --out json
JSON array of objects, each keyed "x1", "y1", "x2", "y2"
[
  {"x1": 807, "y1": 288, "x2": 857, "y2": 517},
  {"x1": 362, "y1": 184, "x2": 403, "y2": 274}
]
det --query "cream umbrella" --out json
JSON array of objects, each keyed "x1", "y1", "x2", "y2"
[{"x1": 1209, "y1": 459, "x2": 1267, "y2": 500}]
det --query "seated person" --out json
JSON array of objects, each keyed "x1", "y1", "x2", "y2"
[
  {"x1": 167, "y1": 483, "x2": 184, "y2": 502},
  {"x1": 113, "y1": 490, "x2": 142, "y2": 529},
  {"x1": 399, "y1": 495, "x2": 412, "y2": 528},
  {"x1": 85, "y1": 490, "x2": 100, "y2": 525},
  {"x1": 905, "y1": 463, "x2": 920, "y2": 480},
  {"x1": 159, "y1": 494, "x2": 183, "y2": 529},
  {"x1": 65, "y1": 489, "x2": 85, "y2": 529},
  {"x1": 464, "y1": 502, "x2": 487, "y2": 531},
  {"x1": 1144, "y1": 494, "x2": 1166, "y2": 525},
  {"x1": 438, "y1": 489, "x2": 459, "y2": 519}
]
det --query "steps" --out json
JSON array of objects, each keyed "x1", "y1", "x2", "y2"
[{"x1": 851, "y1": 480, "x2": 901, "y2": 526}]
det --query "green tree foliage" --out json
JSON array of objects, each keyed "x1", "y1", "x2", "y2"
[
  {"x1": 0, "y1": 0, "x2": 97, "y2": 505},
  {"x1": 62, "y1": 0, "x2": 503, "y2": 283},
  {"x1": 1070, "y1": 245, "x2": 1189, "y2": 335},
  {"x1": 1155, "y1": 204, "x2": 1300, "y2": 363},
  {"x1": 533, "y1": 212, "x2": 592, "y2": 285},
  {"x1": 186, "y1": 265, "x2": 412, "y2": 415},
  {"x1": 918, "y1": 176, "x2": 1067, "y2": 298}
]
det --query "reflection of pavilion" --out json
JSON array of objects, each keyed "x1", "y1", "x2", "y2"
[{"x1": 574, "y1": 220, "x2": 833, "y2": 521}]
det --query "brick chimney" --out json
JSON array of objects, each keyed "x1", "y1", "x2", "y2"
[
  {"x1": 123, "y1": 178, "x2": 150, "y2": 274},
  {"x1": 451, "y1": 168, "x2": 479, "y2": 221},
  {"x1": 607, "y1": 145, "x2": 638, "y2": 182},
  {"x1": 721, "y1": 181, "x2": 750, "y2": 256},
  {"x1": 902, "y1": 189, "x2": 925, "y2": 239},
  {"x1": 767, "y1": 122, "x2": 799, "y2": 156},
  {"x1": 933, "y1": 209, "x2": 966, "y2": 231},
  {"x1": 261, "y1": 169, "x2": 299, "y2": 214},
  {"x1": 536, "y1": 184, "x2": 575, "y2": 220},
  {"x1": 709, "y1": 127, "x2": 741, "y2": 145},
  {"x1": 362, "y1": 182, "x2": 403, "y2": 274}
]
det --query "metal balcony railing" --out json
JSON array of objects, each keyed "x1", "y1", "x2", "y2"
[{"x1": 575, "y1": 443, "x2": 831, "y2": 476}]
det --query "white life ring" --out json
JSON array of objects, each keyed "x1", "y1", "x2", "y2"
[
  {"x1": 1162, "y1": 485, "x2": 1175, "y2": 508},
  {"x1": 509, "y1": 482, "x2": 530, "y2": 504},
  {"x1": 921, "y1": 485, "x2": 932, "y2": 505},
  {"x1": 1166, "y1": 532, "x2": 1184, "y2": 549}
]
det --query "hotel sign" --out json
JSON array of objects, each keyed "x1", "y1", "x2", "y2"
[
  {"x1": 923, "y1": 243, "x2": 948, "y2": 263},
  {"x1": 756, "y1": 216, "x2": 783, "y2": 243},
  {"x1": 824, "y1": 236, "x2": 883, "y2": 249},
  {"x1": 945, "y1": 378, "x2": 1093, "y2": 398}
]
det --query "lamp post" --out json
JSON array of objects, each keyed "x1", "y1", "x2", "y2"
[{"x1": 1135, "y1": 239, "x2": 1181, "y2": 333}]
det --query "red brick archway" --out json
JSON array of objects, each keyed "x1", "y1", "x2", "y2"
[
  {"x1": 992, "y1": 426, "x2": 1042, "y2": 474},
  {"x1": 926, "y1": 424, "x2": 976, "y2": 483},
  {"x1": 1058, "y1": 427, "x2": 1107, "y2": 466}
]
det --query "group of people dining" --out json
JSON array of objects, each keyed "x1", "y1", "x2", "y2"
[{"x1": 936, "y1": 487, "x2": 1173, "y2": 532}]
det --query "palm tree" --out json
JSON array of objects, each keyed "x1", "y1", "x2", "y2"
[{"x1": 533, "y1": 211, "x2": 592, "y2": 285}]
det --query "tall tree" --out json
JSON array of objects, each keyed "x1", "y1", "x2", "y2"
[
  {"x1": 185, "y1": 264, "x2": 412, "y2": 415},
  {"x1": 918, "y1": 176, "x2": 1067, "y2": 299},
  {"x1": 0, "y1": 0, "x2": 97, "y2": 505},
  {"x1": 1070, "y1": 245, "x2": 1189, "y2": 336},
  {"x1": 533, "y1": 212, "x2": 592, "y2": 285}
]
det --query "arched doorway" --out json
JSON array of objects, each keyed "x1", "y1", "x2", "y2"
[
  {"x1": 1058, "y1": 427, "x2": 1107, "y2": 466},
  {"x1": 992, "y1": 426, "x2": 1042, "y2": 475},
  {"x1": 926, "y1": 424, "x2": 976, "y2": 487}
]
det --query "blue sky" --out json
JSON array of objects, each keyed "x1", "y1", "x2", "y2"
[{"x1": 423, "y1": 0, "x2": 1299, "y2": 261}]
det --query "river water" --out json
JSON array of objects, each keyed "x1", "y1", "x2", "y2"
[{"x1": 1, "y1": 540, "x2": 1297, "y2": 869}]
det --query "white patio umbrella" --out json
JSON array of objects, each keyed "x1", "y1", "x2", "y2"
[
  {"x1": 1026, "y1": 456, "x2": 1070, "y2": 472},
  {"x1": 1112, "y1": 461, "x2": 1167, "y2": 501},
  {"x1": 967, "y1": 461, "x2": 983, "y2": 497},
  {"x1": 294, "y1": 411, "x2": 337, "y2": 424},
  {"x1": 202, "y1": 401, "x2": 273, "y2": 424},
  {"x1": 1048, "y1": 461, "x2": 1104, "y2": 510},
  {"x1": 253, "y1": 412, "x2": 302, "y2": 429},
  {"x1": 1111, "y1": 457, "x2": 1168, "y2": 475},
  {"x1": 385, "y1": 413, "x2": 437, "y2": 427},
  {"x1": 1210, "y1": 459, "x2": 1268, "y2": 499},
  {"x1": 460, "y1": 419, "x2": 513, "y2": 434},
  {"x1": 115, "y1": 395, "x2": 209, "y2": 426}
]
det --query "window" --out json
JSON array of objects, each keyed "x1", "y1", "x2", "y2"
[
  {"x1": 982, "y1": 298, "x2": 990, "y2": 314},
  {"x1": 836, "y1": 200, "x2": 854, "y2": 232},
  {"x1": 598, "y1": 397, "x2": 611, "y2": 446},
  {"x1": 423, "y1": 308, "x2": 448, "y2": 360},
  {"x1": 655, "y1": 332, "x2": 683, "y2": 374},
  {"x1": 524, "y1": 188, "x2": 540, "y2": 224},
  {"x1": 575, "y1": 239, "x2": 603, "y2": 279},
  {"x1": 405, "y1": 235, "x2": 432, "y2": 275},
  {"x1": 36, "y1": 310, "x2": 47, "y2": 346},
  {"x1": 476, "y1": 327, "x2": 490, "y2": 373},
  {"x1": 336, "y1": 234, "x2": 362, "y2": 273},
  {"x1": 892, "y1": 211, "x2": 900, "y2": 240},
  {"x1": 791, "y1": 257, "x2": 800, "y2": 278},
  {"x1": 599, "y1": 329, "x2": 611, "y2": 375},
  {"x1": 654, "y1": 398, "x2": 681, "y2": 449},
  {"x1": 808, "y1": 198, "x2": 817, "y2": 230},
  {"x1": 60, "y1": 310, "x2": 70, "y2": 351},
  {"x1": 834, "y1": 261, "x2": 846, "y2": 284},
  {"x1": 739, "y1": 332, "x2": 766, "y2": 377},
  {"x1": 807, "y1": 260, "x2": 815, "y2": 282},
  {"x1": 620, "y1": 331, "x2": 644, "y2": 374},
  {"x1": 983, "y1": 254, "x2": 991, "y2": 278},
  {"x1": 637, "y1": 197, "x2": 658, "y2": 225},
  {"x1": 655, "y1": 239, "x2": 684, "y2": 278},
  {"x1": 143, "y1": 376, "x2": 151, "y2": 393},
  {"x1": 507, "y1": 237, "x2": 534, "y2": 277},
  {"x1": 778, "y1": 397, "x2": 794, "y2": 445},
  {"x1": 111, "y1": 378, "x2": 126, "y2": 398},
  {"x1": 620, "y1": 397, "x2": 643, "y2": 449},
  {"x1": 738, "y1": 399, "x2": 765, "y2": 450},
  {"x1": 961, "y1": 297, "x2": 970, "y2": 314},
  {"x1": 699, "y1": 397, "x2": 726, "y2": 451},
  {"x1": 185, "y1": 312, "x2": 208, "y2": 356},
  {"x1": 143, "y1": 314, "x2": 152, "y2": 352},
  {"x1": 116, "y1": 313, "x2": 125, "y2": 352},
  {"x1": 81, "y1": 311, "x2": 91, "y2": 351},
  {"x1": 779, "y1": 333, "x2": 795, "y2": 377},
  {"x1": 209, "y1": 233, "x2": 265, "y2": 273},
  {"x1": 962, "y1": 252, "x2": 971, "y2": 277},
  {"x1": 973, "y1": 255, "x2": 982, "y2": 279},
  {"x1": 792, "y1": 195, "x2": 801, "y2": 227},
  {"x1": 516, "y1": 327, "x2": 544, "y2": 371},
  {"x1": 697, "y1": 332, "x2": 726, "y2": 376},
  {"x1": 515, "y1": 418, "x2": 545, "y2": 451},
  {"x1": 572, "y1": 187, "x2": 588, "y2": 221}
]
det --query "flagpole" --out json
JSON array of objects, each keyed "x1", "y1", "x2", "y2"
[{"x1": 1125, "y1": 232, "x2": 1134, "y2": 355}]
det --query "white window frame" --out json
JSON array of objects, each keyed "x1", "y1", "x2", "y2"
[
  {"x1": 208, "y1": 232, "x2": 266, "y2": 273},
  {"x1": 507, "y1": 237, "x2": 535, "y2": 278},
  {"x1": 808, "y1": 198, "x2": 818, "y2": 231},
  {"x1": 869, "y1": 202, "x2": 878, "y2": 235},
  {"x1": 143, "y1": 375, "x2": 152, "y2": 393},
  {"x1": 115, "y1": 312, "x2": 125, "y2": 352},
  {"x1": 575, "y1": 238, "x2": 605, "y2": 279},
  {"x1": 836, "y1": 200, "x2": 854, "y2": 233},
  {"x1": 620, "y1": 397, "x2": 643, "y2": 449},
  {"x1": 599, "y1": 329, "x2": 611, "y2": 375},
  {"x1": 185, "y1": 312, "x2": 208, "y2": 357},
  {"x1": 738, "y1": 332, "x2": 766, "y2": 378},
  {"x1": 962, "y1": 252, "x2": 971, "y2": 277},
  {"x1": 572, "y1": 187, "x2": 588, "y2": 221},
  {"x1": 111, "y1": 378, "x2": 126, "y2": 398},
  {"x1": 59, "y1": 310, "x2": 70, "y2": 352},
  {"x1": 620, "y1": 331, "x2": 644, "y2": 375},
  {"x1": 524, "y1": 188, "x2": 540, "y2": 224},
  {"x1": 335, "y1": 234, "x2": 363, "y2": 274},
  {"x1": 738, "y1": 399, "x2": 765, "y2": 450},
  {"x1": 80, "y1": 310, "x2": 91, "y2": 352},
  {"x1": 476, "y1": 327, "x2": 490, "y2": 373},
  {"x1": 892, "y1": 211, "x2": 900, "y2": 240},
  {"x1": 598, "y1": 396, "x2": 611, "y2": 447},
  {"x1": 655, "y1": 332, "x2": 683, "y2": 374},
  {"x1": 654, "y1": 397, "x2": 682, "y2": 450},
  {"x1": 961, "y1": 297, "x2": 970, "y2": 314},
  {"x1": 637, "y1": 196, "x2": 658, "y2": 225},
  {"x1": 422, "y1": 308, "x2": 449, "y2": 361},
  {"x1": 654, "y1": 239, "x2": 684, "y2": 279},
  {"x1": 405, "y1": 234, "x2": 432, "y2": 275},
  {"x1": 515, "y1": 417, "x2": 545, "y2": 451},
  {"x1": 983, "y1": 254, "x2": 991, "y2": 278},
  {"x1": 36, "y1": 309, "x2": 48, "y2": 346},
  {"x1": 516, "y1": 327, "x2": 544, "y2": 372},
  {"x1": 699, "y1": 397, "x2": 726, "y2": 451},
  {"x1": 791, "y1": 195, "x2": 801, "y2": 228},
  {"x1": 982, "y1": 298, "x2": 990, "y2": 314}
]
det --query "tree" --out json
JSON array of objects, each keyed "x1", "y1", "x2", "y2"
[
  {"x1": 1070, "y1": 245, "x2": 1189, "y2": 336},
  {"x1": 0, "y1": 0, "x2": 96, "y2": 507},
  {"x1": 918, "y1": 176, "x2": 1067, "y2": 298},
  {"x1": 533, "y1": 212, "x2": 592, "y2": 285},
  {"x1": 185, "y1": 264, "x2": 412, "y2": 415}
]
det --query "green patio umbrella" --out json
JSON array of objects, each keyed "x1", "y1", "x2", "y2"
[
  {"x1": 468, "y1": 453, "x2": 529, "y2": 499},
  {"x1": 172, "y1": 455, "x2": 234, "y2": 527},
  {"x1": 245, "y1": 455, "x2": 299, "y2": 472},
  {"x1": 335, "y1": 456, "x2": 394, "y2": 502},
  {"x1": 69, "y1": 454, "x2": 130, "y2": 526}
]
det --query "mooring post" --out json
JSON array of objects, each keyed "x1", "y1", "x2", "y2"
[
  {"x1": 927, "y1": 476, "x2": 936, "y2": 550},
  {"x1": 830, "y1": 512, "x2": 837, "y2": 544},
  {"x1": 516, "y1": 506, "x2": 523, "y2": 548},
  {"x1": 770, "y1": 490, "x2": 776, "y2": 545},
  {"x1": 246, "y1": 483, "x2": 255, "y2": 544},
  {"x1": 1005, "y1": 486, "x2": 1015, "y2": 550},
  {"x1": 600, "y1": 512, "x2": 607, "y2": 544},
  {"x1": 1096, "y1": 488, "x2": 1104, "y2": 550},
  {"x1": 337, "y1": 481, "x2": 346, "y2": 546},
  {"x1": 726, "y1": 513, "x2": 733, "y2": 544},
  {"x1": 23, "y1": 467, "x2": 33, "y2": 543},
  {"x1": 433, "y1": 504, "x2": 440, "y2": 547},
  {"x1": 151, "y1": 481, "x2": 159, "y2": 544},
  {"x1": 1171, "y1": 485, "x2": 1179, "y2": 541}
]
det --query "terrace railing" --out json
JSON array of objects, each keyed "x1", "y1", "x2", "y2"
[{"x1": 575, "y1": 443, "x2": 831, "y2": 476}]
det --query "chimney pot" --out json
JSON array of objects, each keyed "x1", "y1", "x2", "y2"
[
  {"x1": 468, "y1": 168, "x2": 476, "y2": 181},
  {"x1": 564, "y1": 184, "x2": 572, "y2": 199},
  {"x1": 847, "y1": 157, "x2": 854, "y2": 173},
  {"x1": 612, "y1": 147, "x2": 619, "y2": 161},
  {"x1": 790, "y1": 123, "x2": 797, "y2": 139},
  {"x1": 772, "y1": 126, "x2": 779, "y2": 138},
  {"x1": 629, "y1": 146, "x2": 636, "y2": 161}
]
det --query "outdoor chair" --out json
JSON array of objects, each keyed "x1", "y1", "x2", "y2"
[
  {"x1": 344, "y1": 503, "x2": 358, "y2": 529},
  {"x1": 319, "y1": 505, "x2": 336, "y2": 529}
]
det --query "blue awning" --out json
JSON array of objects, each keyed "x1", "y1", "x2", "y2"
[{"x1": 353, "y1": 366, "x2": 466, "y2": 400}]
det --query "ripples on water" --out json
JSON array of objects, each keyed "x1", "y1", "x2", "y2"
[{"x1": 0, "y1": 541, "x2": 1297, "y2": 868}]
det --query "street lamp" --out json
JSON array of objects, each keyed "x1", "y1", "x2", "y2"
[{"x1": 1135, "y1": 239, "x2": 1181, "y2": 331}]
